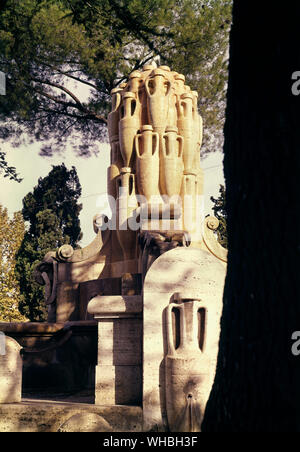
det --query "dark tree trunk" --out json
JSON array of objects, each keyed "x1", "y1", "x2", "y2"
[{"x1": 202, "y1": 1, "x2": 300, "y2": 432}]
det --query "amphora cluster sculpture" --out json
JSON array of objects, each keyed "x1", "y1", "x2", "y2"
[
  {"x1": 34, "y1": 63, "x2": 227, "y2": 433},
  {"x1": 107, "y1": 64, "x2": 204, "y2": 249}
]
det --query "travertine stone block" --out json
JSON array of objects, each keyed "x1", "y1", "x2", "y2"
[
  {"x1": 88, "y1": 295, "x2": 143, "y2": 406},
  {"x1": 0, "y1": 400, "x2": 142, "y2": 432},
  {"x1": 0, "y1": 335, "x2": 22, "y2": 403},
  {"x1": 96, "y1": 318, "x2": 142, "y2": 366},
  {"x1": 142, "y1": 247, "x2": 225, "y2": 431},
  {"x1": 56, "y1": 282, "x2": 79, "y2": 322},
  {"x1": 79, "y1": 278, "x2": 122, "y2": 320},
  {"x1": 57, "y1": 412, "x2": 113, "y2": 432},
  {"x1": 95, "y1": 364, "x2": 142, "y2": 405},
  {"x1": 88, "y1": 295, "x2": 142, "y2": 317}
]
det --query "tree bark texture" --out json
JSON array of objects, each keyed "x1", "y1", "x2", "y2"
[{"x1": 202, "y1": 1, "x2": 300, "y2": 432}]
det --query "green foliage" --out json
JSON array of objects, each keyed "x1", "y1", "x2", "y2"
[
  {"x1": 0, "y1": 204, "x2": 28, "y2": 321},
  {"x1": 0, "y1": 0, "x2": 232, "y2": 158},
  {"x1": 15, "y1": 163, "x2": 82, "y2": 321},
  {"x1": 0, "y1": 151, "x2": 22, "y2": 182},
  {"x1": 210, "y1": 183, "x2": 227, "y2": 248}
]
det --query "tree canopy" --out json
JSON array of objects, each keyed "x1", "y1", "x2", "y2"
[
  {"x1": 0, "y1": 0, "x2": 232, "y2": 178},
  {"x1": 210, "y1": 183, "x2": 227, "y2": 248},
  {"x1": 15, "y1": 163, "x2": 82, "y2": 321},
  {"x1": 0, "y1": 204, "x2": 27, "y2": 321}
]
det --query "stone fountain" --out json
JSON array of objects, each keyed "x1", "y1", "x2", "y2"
[{"x1": 0, "y1": 64, "x2": 227, "y2": 432}]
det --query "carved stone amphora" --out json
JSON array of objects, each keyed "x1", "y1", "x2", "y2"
[
  {"x1": 107, "y1": 167, "x2": 120, "y2": 210},
  {"x1": 141, "y1": 63, "x2": 156, "y2": 78},
  {"x1": 190, "y1": 92, "x2": 204, "y2": 198},
  {"x1": 160, "y1": 126, "x2": 183, "y2": 197},
  {"x1": 107, "y1": 140, "x2": 123, "y2": 209},
  {"x1": 116, "y1": 168, "x2": 138, "y2": 262},
  {"x1": 139, "y1": 64, "x2": 156, "y2": 125},
  {"x1": 181, "y1": 172, "x2": 198, "y2": 237},
  {"x1": 119, "y1": 92, "x2": 140, "y2": 167},
  {"x1": 135, "y1": 125, "x2": 160, "y2": 201},
  {"x1": 165, "y1": 295, "x2": 210, "y2": 432},
  {"x1": 128, "y1": 70, "x2": 142, "y2": 97},
  {"x1": 107, "y1": 87, "x2": 122, "y2": 144},
  {"x1": 145, "y1": 68, "x2": 171, "y2": 136},
  {"x1": 174, "y1": 73, "x2": 186, "y2": 97},
  {"x1": 191, "y1": 91, "x2": 203, "y2": 151},
  {"x1": 177, "y1": 92, "x2": 195, "y2": 174},
  {"x1": 157, "y1": 66, "x2": 177, "y2": 127}
]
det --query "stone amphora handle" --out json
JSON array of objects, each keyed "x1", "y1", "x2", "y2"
[
  {"x1": 121, "y1": 92, "x2": 137, "y2": 119},
  {"x1": 162, "y1": 130, "x2": 183, "y2": 158},
  {"x1": 112, "y1": 91, "x2": 121, "y2": 112},
  {"x1": 135, "y1": 133, "x2": 142, "y2": 158},
  {"x1": 145, "y1": 78, "x2": 154, "y2": 97},
  {"x1": 135, "y1": 130, "x2": 159, "y2": 158},
  {"x1": 166, "y1": 302, "x2": 185, "y2": 356},
  {"x1": 162, "y1": 133, "x2": 168, "y2": 157},
  {"x1": 152, "y1": 132, "x2": 159, "y2": 156},
  {"x1": 177, "y1": 135, "x2": 183, "y2": 158},
  {"x1": 145, "y1": 76, "x2": 171, "y2": 98}
]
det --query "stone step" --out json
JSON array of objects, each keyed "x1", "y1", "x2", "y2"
[
  {"x1": 88, "y1": 295, "x2": 142, "y2": 317},
  {"x1": 0, "y1": 399, "x2": 142, "y2": 432}
]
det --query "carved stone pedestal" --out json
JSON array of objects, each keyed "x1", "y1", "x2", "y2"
[
  {"x1": 88, "y1": 295, "x2": 143, "y2": 406},
  {"x1": 0, "y1": 336, "x2": 22, "y2": 404},
  {"x1": 142, "y1": 247, "x2": 225, "y2": 431}
]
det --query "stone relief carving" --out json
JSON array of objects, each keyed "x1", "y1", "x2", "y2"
[
  {"x1": 34, "y1": 251, "x2": 58, "y2": 322},
  {"x1": 202, "y1": 216, "x2": 228, "y2": 263},
  {"x1": 138, "y1": 230, "x2": 191, "y2": 278},
  {"x1": 106, "y1": 64, "x2": 205, "y2": 259},
  {"x1": 165, "y1": 292, "x2": 210, "y2": 432}
]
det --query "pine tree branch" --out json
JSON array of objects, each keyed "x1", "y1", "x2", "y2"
[
  {"x1": 36, "y1": 60, "x2": 100, "y2": 91},
  {"x1": 85, "y1": 0, "x2": 168, "y2": 60},
  {"x1": 86, "y1": 1, "x2": 174, "y2": 38},
  {"x1": 37, "y1": 107, "x2": 106, "y2": 123},
  {"x1": 32, "y1": 86, "x2": 107, "y2": 124},
  {"x1": 31, "y1": 78, "x2": 84, "y2": 108}
]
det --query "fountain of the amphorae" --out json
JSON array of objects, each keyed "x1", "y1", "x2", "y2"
[{"x1": 12, "y1": 63, "x2": 227, "y2": 432}]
